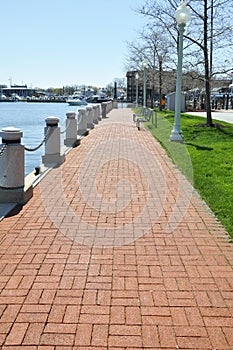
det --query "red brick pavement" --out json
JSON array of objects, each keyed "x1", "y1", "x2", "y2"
[{"x1": 0, "y1": 107, "x2": 233, "y2": 349}]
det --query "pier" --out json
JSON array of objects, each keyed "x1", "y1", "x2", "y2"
[{"x1": 0, "y1": 106, "x2": 233, "y2": 348}]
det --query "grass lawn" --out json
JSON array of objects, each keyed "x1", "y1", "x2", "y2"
[{"x1": 138, "y1": 108, "x2": 233, "y2": 238}]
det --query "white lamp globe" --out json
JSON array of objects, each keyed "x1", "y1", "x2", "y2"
[
  {"x1": 142, "y1": 59, "x2": 148, "y2": 68},
  {"x1": 175, "y1": 1, "x2": 190, "y2": 25}
]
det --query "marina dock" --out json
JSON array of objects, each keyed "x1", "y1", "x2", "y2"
[{"x1": 0, "y1": 107, "x2": 233, "y2": 348}]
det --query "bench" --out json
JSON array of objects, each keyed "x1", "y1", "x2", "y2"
[
  {"x1": 133, "y1": 108, "x2": 154, "y2": 130},
  {"x1": 133, "y1": 106, "x2": 146, "y2": 123}
]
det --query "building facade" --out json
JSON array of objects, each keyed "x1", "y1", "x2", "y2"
[
  {"x1": 2, "y1": 85, "x2": 36, "y2": 98},
  {"x1": 126, "y1": 69, "x2": 231, "y2": 106}
]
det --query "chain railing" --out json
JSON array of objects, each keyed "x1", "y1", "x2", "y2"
[
  {"x1": 77, "y1": 111, "x2": 83, "y2": 124},
  {"x1": 0, "y1": 144, "x2": 7, "y2": 158},
  {"x1": 60, "y1": 119, "x2": 72, "y2": 135},
  {"x1": 24, "y1": 127, "x2": 51, "y2": 152}
]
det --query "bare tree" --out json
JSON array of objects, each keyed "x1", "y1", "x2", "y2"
[
  {"x1": 136, "y1": 0, "x2": 233, "y2": 126},
  {"x1": 125, "y1": 26, "x2": 173, "y2": 108}
]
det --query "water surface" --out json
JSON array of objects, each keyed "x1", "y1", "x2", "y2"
[{"x1": 0, "y1": 102, "x2": 78, "y2": 175}]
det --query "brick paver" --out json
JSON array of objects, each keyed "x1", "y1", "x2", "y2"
[{"x1": 0, "y1": 107, "x2": 233, "y2": 349}]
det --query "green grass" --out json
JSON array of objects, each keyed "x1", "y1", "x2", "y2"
[{"x1": 138, "y1": 108, "x2": 233, "y2": 238}]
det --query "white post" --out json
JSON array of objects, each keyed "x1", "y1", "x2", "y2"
[
  {"x1": 86, "y1": 106, "x2": 94, "y2": 129},
  {"x1": 0, "y1": 126, "x2": 33, "y2": 204},
  {"x1": 92, "y1": 105, "x2": 99, "y2": 124},
  {"x1": 101, "y1": 102, "x2": 107, "y2": 118},
  {"x1": 64, "y1": 111, "x2": 80, "y2": 147},
  {"x1": 77, "y1": 108, "x2": 88, "y2": 136},
  {"x1": 42, "y1": 117, "x2": 65, "y2": 166},
  {"x1": 97, "y1": 104, "x2": 102, "y2": 121}
]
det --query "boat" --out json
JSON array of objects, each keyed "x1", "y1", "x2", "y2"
[
  {"x1": 66, "y1": 96, "x2": 88, "y2": 106},
  {"x1": 86, "y1": 94, "x2": 112, "y2": 103}
]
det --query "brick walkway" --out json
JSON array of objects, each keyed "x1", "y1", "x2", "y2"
[{"x1": 0, "y1": 107, "x2": 233, "y2": 349}]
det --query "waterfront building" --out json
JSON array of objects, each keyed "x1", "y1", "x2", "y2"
[{"x1": 2, "y1": 84, "x2": 36, "y2": 98}]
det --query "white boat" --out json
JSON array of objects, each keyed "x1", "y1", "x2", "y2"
[
  {"x1": 67, "y1": 96, "x2": 88, "y2": 106},
  {"x1": 86, "y1": 94, "x2": 112, "y2": 103}
]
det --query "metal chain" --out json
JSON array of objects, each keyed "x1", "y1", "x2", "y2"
[
  {"x1": 60, "y1": 119, "x2": 72, "y2": 134},
  {"x1": 24, "y1": 126, "x2": 51, "y2": 152},
  {"x1": 77, "y1": 112, "x2": 82, "y2": 124},
  {"x1": 0, "y1": 144, "x2": 7, "y2": 158}
]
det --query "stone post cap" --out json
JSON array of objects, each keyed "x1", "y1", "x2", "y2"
[
  {"x1": 0, "y1": 126, "x2": 23, "y2": 140},
  {"x1": 66, "y1": 111, "x2": 76, "y2": 119},
  {"x1": 92, "y1": 104, "x2": 98, "y2": 109},
  {"x1": 78, "y1": 108, "x2": 86, "y2": 114},
  {"x1": 45, "y1": 116, "x2": 59, "y2": 126},
  {"x1": 86, "y1": 106, "x2": 93, "y2": 111}
]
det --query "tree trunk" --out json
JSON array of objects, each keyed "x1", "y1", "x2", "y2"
[{"x1": 204, "y1": 0, "x2": 214, "y2": 126}]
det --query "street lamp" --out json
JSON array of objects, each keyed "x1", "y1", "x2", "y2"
[
  {"x1": 170, "y1": 0, "x2": 190, "y2": 142},
  {"x1": 135, "y1": 72, "x2": 139, "y2": 107},
  {"x1": 142, "y1": 59, "x2": 148, "y2": 108},
  {"x1": 159, "y1": 56, "x2": 163, "y2": 111}
]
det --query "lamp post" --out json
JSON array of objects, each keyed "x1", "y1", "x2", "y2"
[
  {"x1": 135, "y1": 72, "x2": 139, "y2": 107},
  {"x1": 142, "y1": 59, "x2": 148, "y2": 108},
  {"x1": 159, "y1": 56, "x2": 163, "y2": 111},
  {"x1": 170, "y1": 0, "x2": 190, "y2": 142}
]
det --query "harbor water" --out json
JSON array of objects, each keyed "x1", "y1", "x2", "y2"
[{"x1": 0, "y1": 102, "x2": 80, "y2": 176}]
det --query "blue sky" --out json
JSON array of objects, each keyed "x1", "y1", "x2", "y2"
[{"x1": 1, "y1": 0, "x2": 146, "y2": 89}]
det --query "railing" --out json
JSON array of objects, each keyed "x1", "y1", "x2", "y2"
[{"x1": 0, "y1": 101, "x2": 115, "y2": 205}]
